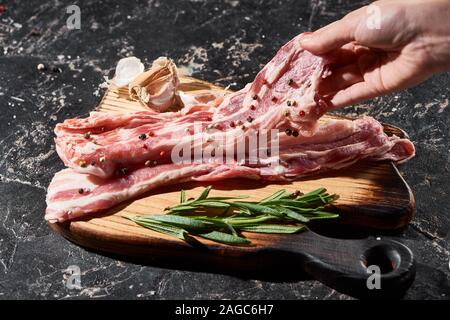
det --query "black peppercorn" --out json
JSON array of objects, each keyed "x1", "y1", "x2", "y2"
[
  {"x1": 52, "y1": 66, "x2": 62, "y2": 73},
  {"x1": 293, "y1": 190, "x2": 303, "y2": 197}
]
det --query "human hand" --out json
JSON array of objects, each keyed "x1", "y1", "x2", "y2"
[{"x1": 300, "y1": 0, "x2": 450, "y2": 108}]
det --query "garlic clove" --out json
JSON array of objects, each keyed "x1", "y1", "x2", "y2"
[
  {"x1": 128, "y1": 57, "x2": 180, "y2": 112},
  {"x1": 111, "y1": 56, "x2": 145, "y2": 87}
]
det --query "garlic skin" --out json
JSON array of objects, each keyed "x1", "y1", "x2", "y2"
[
  {"x1": 111, "y1": 57, "x2": 145, "y2": 87},
  {"x1": 129, "y1": 57, "x2": 180, "y2": 112}
]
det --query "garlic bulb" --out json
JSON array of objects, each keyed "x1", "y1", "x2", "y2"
[{"x1": 129, "y1": 57, "x2": 180, "y2": 112}]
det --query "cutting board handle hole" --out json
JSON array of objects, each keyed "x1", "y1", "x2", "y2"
[{"x1": 362, "y1": 244, "x2": 401, "y2": 274}]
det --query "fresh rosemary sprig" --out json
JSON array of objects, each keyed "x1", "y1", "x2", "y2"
[{"x1": 124, "y1": 186, "x2": 339, "y2": 245}]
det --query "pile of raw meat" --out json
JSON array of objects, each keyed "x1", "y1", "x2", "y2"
[{"x1": 45, "y1": 35, "x2": 415, "y2": 222}]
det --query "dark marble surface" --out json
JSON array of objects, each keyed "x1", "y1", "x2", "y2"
[{"x1": 0, "y1": 0, "x2": 448, "y2": 300}]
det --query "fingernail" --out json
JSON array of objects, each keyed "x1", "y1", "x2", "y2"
[{"x1": 300, "y1": 33, "x2": 313, "y2": 44}]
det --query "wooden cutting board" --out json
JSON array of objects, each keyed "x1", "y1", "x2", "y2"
[{"x1": 49, "y1": 77, "x2": 416, "y2": 298}]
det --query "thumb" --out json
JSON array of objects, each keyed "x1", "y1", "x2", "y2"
[{"x1": 300, "y1": 11, "x2": 360, "y2": 55}]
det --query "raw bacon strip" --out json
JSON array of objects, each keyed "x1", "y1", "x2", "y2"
[
  {"x1": 368, "y1": 135, "x2": 415, "y2": 164},
  {"x1": 54, "y1": 109, "x2": 219, "y2": 177},
  {"x1": 56, "y1": 110, "x2": 413, "y2": 180},
  {"x1": 55, "y1": 109, "x2": 209, "y2": 136},
  {"x1": 55, "y1": 111, "x2": 163, "y2": 135},
  {"x1": 215, "y1": 35, "x2": 329, "y2": 134},
  {"x1": 45, "y1": 117, "x2": 415, "y2": 222},
  {"x1": 45, "y1": 163, "x2": 218, "y2": 222},
  {"x1": 55, "y1": 91, "x2": 224, "y2": 137},
  {"x1": 53, "y1": 35, "x2": 329, "y2": 178}
]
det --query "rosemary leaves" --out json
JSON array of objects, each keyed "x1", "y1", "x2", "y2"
[{"x1": 124, "y1": 186, "x2": 339, "y2": 245}]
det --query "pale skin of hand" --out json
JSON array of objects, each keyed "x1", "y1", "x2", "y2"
[{"x1": 300, "y1": 0, "x2": 450, "y2": 108}]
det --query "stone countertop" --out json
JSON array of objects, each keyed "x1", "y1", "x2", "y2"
[{"x1": 0, "y1": 0, "x2": 448, "y2": 300}]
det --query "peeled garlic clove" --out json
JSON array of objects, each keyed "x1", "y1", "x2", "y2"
[
  {"x1": 129, "y1": 57, "x2": 180, "y2": 112},
  {"x1": 111, "y1": 57, "x2": 144, "y2": 87}
]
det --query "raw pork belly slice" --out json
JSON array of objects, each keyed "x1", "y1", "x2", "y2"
[
  {"x1": 54, "y1": 109, "x2": 216, "y2": 177},
  {"x1": 53, "y1": 34, "x2": 330, "y2": 178},
  {"x1": 46, "y1": 117, "x2": 414, "y2": 222},
  {"x1": 45, "y1": 163, "x2": 217, "y2": 222}
]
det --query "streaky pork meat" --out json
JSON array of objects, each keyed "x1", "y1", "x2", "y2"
[
  {"x1": 46, "y1": 116, "x2": 415, "y2": 222},
  {"x1": 53, "y1": 34, "x2": 330, "y2": 178},
  {"x1": 54, "y1": 110, "x2": 216, "y2": 177},
  {"x1": 45, "y1": 163, "x2": 217, "y2": 222}
]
